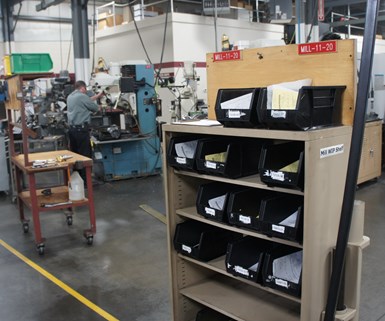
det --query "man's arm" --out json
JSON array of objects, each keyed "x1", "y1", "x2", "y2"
[
  {"x1": 81, "y1": 95, "x2": 99, "y2": 112},
  {"x1": 91, "y1": 91, "x2": 104, "y2": 101}
]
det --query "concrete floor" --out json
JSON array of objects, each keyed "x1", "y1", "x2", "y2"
[{"x1": 0, "y1": 173, "x2": 384, "y2": 321}]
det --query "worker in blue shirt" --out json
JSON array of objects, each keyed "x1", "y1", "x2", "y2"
[{"x1": 67, "y1": 80, "x2": 103, "y2": 159}]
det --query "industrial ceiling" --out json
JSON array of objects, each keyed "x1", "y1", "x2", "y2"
[{"x1": 3, "y1": 0, "x2": 385, "y2": 38}]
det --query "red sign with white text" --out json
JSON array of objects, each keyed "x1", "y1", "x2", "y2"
[
  {"x1": 213, "y1": 50, "x2": 242, "y2": 62},
  {"x1": 298, "y1": 41, "x2": 337, "y2": 55}
]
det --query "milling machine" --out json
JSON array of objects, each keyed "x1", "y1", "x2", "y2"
[{"x1": 90, "y1": 64, "x2": 162, "y2": 181}]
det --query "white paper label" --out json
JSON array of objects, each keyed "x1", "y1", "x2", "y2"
[
  {"x1": 220, "y1": 93, "x2": 252, "y2": 110},
  {"x1": 271, "y1": 110, "x2": 287, "y2": 118},
  {"x1": 272, "y1": 224, "x2": 285, "y2": 234},
  {"x1": 270, "y1": 171, "x2": 285, "y2": 181},
  {"x1": 235, "y1": 266, "x2": 249, "y2": 276},
  {"x1": 182, "y1": 244, "x2": 192, "y2": 253},
  {"x1": 275, "y1": 278, "x2": 289, "y2": 288},
  {"x1": 205, "y1": 207, "x2": 216, "y2": 216},
  {"x1": 320, "y1": 144, "x2": 344, "y2": 159},
  {"x1": 228, "y1": 110, "x2": 241, "y2": 118},
  {"x1": 176, "y1": 157, "x2": 187, "y2": 164},
  {"x1": 239, "y1": 215, "x2": 251, "y2": 224},
  {"x1": 205, "y1": 161, "x2": 217, "y2": 169}
]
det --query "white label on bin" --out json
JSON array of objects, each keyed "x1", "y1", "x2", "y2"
[
  {"x1": 272, "y1": 224, "x2": 285, "y2": 234},
  {"x1": 205, "y1": 207, "x2": 216, "y2": 216},
  {"x1": 182, "y1": 244, "x2": 192, "y2": 253},
  {"x1": 275, "y1": 278, "x2": 289, "y2": 288},
  {"x1": 176, "y1": 157, "x2": 187, "y2": 164},
  {"x1": 320, "y1": 144, "x2": 344, "y2": 159},
  {"x1": 94, "y1": 152, "x2": 103, "y2": 160},
  {"x1": 271, "y1": 110, "x2": 287, "y2": 118},
  {"x1": 228, "y1": 110, "x2": 245, "y2": 118},
  {"x1": 270, "y1": 171, "x2": 285, "y2": 181},
  {"x1": 205, "y1": 161, "x2": 217, "y2": 169},
  {"x1": 235, "y1": 266, "x2": 249, "y2": 276},
  {"x1": 239, "y1": 215, "x2": 251, "y2": 224}
]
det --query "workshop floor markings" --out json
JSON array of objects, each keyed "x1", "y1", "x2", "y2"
[{"x1": 0, "y1": 238, "x2": 119, "y2": 321}]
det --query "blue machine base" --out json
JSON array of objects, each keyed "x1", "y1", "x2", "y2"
[{"x1": 93, "y1": 137, "x2": 162, "y2": 181}]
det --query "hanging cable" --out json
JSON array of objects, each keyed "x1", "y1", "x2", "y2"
[
  {"x1": 154, "y1": 0, "x2": 171, "y2": 82},
  {"x1": 11, "y1": 2, "x2": 22, "y2": 34},
  {"x1": 66, "y1": 32, "x2": 73, "y2": 71},
  {"x1": 129, "y1": 5, "x2": 153, "y2": 64},
  {"x1": 305, "y1": 0, "x2": 319, "y2": 43},
  {"x1": 92, "y1": 0, "x2": 97, "y2": 73},
  {"x1": 59, "y1": 5, "x2": 63, "y2": 70}
]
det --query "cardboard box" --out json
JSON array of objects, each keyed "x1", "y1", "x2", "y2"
[
  {"x1": 147, "y1": 6, "x2": 163, "y2": 14},
  {"x1": 98, "y1": 14, "x2": 124, "y2": 29},
  {"x1": 244, "y1": 4, "x2": 253, "y2": 10}
]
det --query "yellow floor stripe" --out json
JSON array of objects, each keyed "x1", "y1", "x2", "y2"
[
  {"x1": 0, "y1": 239, "x2": 119, "y2": 321},
  {"x1": 139, "y1": 204, "x2": 167, "y2": 224}
]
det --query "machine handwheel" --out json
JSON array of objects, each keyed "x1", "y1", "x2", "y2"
[
  {"x1": 22, "y1": 223, "x2": 29, "y2": 233},
  {"x1": 86, "y1": 236, "x2": 93, "y2": 245},
  {"x1": 66, "y1": 216, "x2": 73, "y2": 226},
  {"x1": 37, "y1": 245, "x2": 45, "y2": 255}
]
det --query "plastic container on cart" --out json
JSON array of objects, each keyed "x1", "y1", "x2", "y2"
[
  {"x1": 215, "y1": 88, "x2": 262, "y2": 128},
  {"x1": 260, "y1": 194, "x2": 304, "y2": 242},
  {"x1": 173, "y1": 220, "x2": 241, "y2": 262},
  {"x1": 227, "y1": 188, "x2": 272, "y2": 231},
  {"x1": 167, "y1": 135, "x2": 208, "y2": 171},
  {"x1": 259, "y1": 141, "x2": 304, "y2": 189},
  {"x1": 196, "y1": 307, "x2": 236, "y2": 321},
  {"x1": 257, "y1": 86, "x2": 346, "y2": 130},
  {"x1": 262, "y1": 245, "x2": 303, "y2": 297},
  {"x1": 10, "y1": 53, "x2": 53, "y2": 74},
  {"x1": 68, "y1": 171, "x2": 85, "y2": 201},
  {"x1": 195, "y1": 137, "x2": 264, "y2": 178},
  {"x1": 226, "y1": 236, "x2": 274, "y2": 284},
  {"x1": 196, "y1": 182, "x2": 245, "y2": 223}
]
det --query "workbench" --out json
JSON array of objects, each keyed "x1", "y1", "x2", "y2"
[
  {"x1": 5, "y1": 74, "x2": 97, "y2": 254},
  {"x1": 12, "y1": 150, "x2": 96, "y2": 255}
]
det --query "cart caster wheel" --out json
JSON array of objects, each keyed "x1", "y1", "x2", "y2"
[
  {"x1": 37, "y1": 245, "x2": 45, "y2": 256},
  {"x1": 86, "y1": 236, "x2": 93, "y2": 245},
  {"x1": 66, "y1": 216, "x2": 73, "y2": 226},
  {"x1": 22, "y1": 223, "x2": 29, "y2": 233}
]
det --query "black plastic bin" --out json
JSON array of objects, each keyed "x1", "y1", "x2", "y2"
[
  {"x1": 196, "y1": 308, "x2": 235, "y2": 321},
  {"x1": 226, "y1": 236, "x2": 274, "y2": 284},
  {"x1": 167, "y1": 135, "x2": 208, "y2": 171},
  {"x1": 262, "y1": 245, "x2": 303, "y2": 297},
  {"x1": 215, "y1": 88, "x2": 262, "y2": 128},
  {"x1": 173, "y1": 220, "x2": 241, "y2": 262},
  {"x1": 196, "y1": 182, "x2": 245, "y2": 223},
  {"x1": 259, "y1": 141, "x2": 304, "y2": 189},
  {"x1": 196, "y1": 138, "x2": 264, "y2": 178},
  {"x1": 227, "y1": 188, "x2": 272, "y2": 231},
  {"x1": 260, "y1": 194, "x2": 304, "y2": 242},
  {"x1": 258, "y1": 86, "x2": 346, "y2": 130}
]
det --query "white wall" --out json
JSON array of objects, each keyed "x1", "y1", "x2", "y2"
[
  {"x1": 96, "y1": 16, "x2": 175, "y2": 63},
  {"x1": 95, "y1": 12, "x2": 283, "y2": 122},
  {"x1": 1, "y1": 0, "x2": 97, "y2": 74}
]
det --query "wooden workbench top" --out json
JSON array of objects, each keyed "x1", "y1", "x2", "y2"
[{"x1": 12, "y1": 150, "x2": 93, "y2": 173}]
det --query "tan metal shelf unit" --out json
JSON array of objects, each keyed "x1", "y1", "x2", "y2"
[{"x1": 163, "y1": 124, "x2": 367, "y2": 321}]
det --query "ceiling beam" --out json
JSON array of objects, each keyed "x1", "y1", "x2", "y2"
[
  {"x1": 36, "y1": 0, "x2": 66, "y2": 11},
  {"x1": 9, "y1": 0, "x2": 24, "y2": 6},
  {"x1": 325, "y1": 0, "x2": 368, "y2": 8}
]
